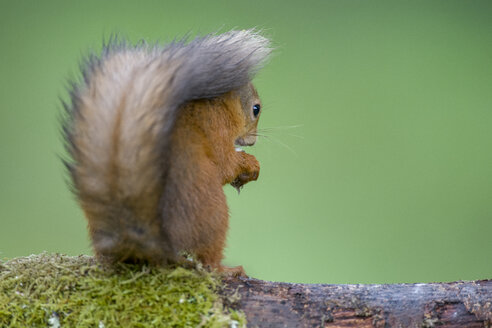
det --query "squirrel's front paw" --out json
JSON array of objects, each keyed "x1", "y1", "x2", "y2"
[
  {"x1": 230, "y1": 171, "x2": 259, "y2": 191},
  {"x1": 230, "y1": 154, "x2": 260, "y2": 193}
]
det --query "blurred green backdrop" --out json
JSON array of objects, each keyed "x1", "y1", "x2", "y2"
[{"x1": 1, "y1": 0, "x2": 491, "y2": 284}]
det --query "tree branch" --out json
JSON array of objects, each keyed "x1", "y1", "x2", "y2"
[
  {"x1": 2, "y1": 254, "x2": 491, "y2": 327},
  {"x1": 221, "y1": 277, "x2": 492, "y2": 327}
]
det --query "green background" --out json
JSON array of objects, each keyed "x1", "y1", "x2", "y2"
[{"x1": 1, "y1": 0, "x2": 491, "y2": 284}]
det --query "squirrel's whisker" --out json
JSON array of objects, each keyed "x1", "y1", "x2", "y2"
[
  {"x1": 259, "y1": 134, "x2": 298, "y2": 156},
  {"x1": 257, "y1": 126, "x2": 304, "y2": 139},
  {"x1": 258, "y1": 124, "x2": 303, "y2": 131}
]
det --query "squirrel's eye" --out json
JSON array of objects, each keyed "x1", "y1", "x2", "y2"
[{"x1": 253, "y1": 104, "x2": 261, "y2": 117}]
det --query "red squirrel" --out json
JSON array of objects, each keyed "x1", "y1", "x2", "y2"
[{"x1": 62, "y1": 30, "x2": 271, "y2": 276}]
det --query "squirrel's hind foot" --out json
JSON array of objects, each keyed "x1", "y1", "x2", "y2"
[{"x1": 218, "y1": 265, "x2": 247, "y2": 278}]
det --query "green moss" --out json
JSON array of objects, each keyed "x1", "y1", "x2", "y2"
[{"x1": 0, "y1": 253, "x2": 245, "y2": 327}]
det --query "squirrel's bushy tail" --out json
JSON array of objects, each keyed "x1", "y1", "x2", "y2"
[{"x1": 62, "y1": 30, "x2": 271, "y2": 262}]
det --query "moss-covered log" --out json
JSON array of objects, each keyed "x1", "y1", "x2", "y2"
[
  {"x1": 221, "y1": 276, "x2": 492, "y2": 327},
  {"x1": 1, "y1": 254, "x2": 491, "y2": 327},
  {"x1": 0, "y1": 254, "x2": 245, "y2": 327}
]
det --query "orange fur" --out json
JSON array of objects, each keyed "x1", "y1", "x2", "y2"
[{"x1": 161, "y1": 91, "x2": 260, "y2": 273}]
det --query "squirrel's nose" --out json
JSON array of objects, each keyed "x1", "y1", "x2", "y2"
[{"x1": 235, "y1": 135, "x2": 256, "y2": 147}]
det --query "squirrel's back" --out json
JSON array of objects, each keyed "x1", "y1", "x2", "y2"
[{"x1": 63, "y1": 31, "x2": 271, "y2": 263}]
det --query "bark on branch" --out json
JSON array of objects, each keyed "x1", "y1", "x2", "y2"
[{"x1": 220, "y1": 277, "x2": 492, "y2": 328}]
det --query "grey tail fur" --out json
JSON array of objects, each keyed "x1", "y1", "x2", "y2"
[{"x1": 62, "y1": 30, "x2": 271, "y2": 262}]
